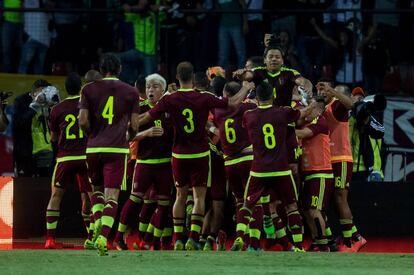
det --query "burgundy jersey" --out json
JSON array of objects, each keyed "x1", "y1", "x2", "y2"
[
  {"x1": 49, "y1": 95, "x2": 86, "y2": 158},
  {"x1": 252, "y1": 67, "x2": 300, "y2": 107},
  {"x1": 79, "y1": 78, "x2": 139, "y2": 153},
  {"x1": 213, "y1": 102, "x2": 256, "y2": 157},
  {"x1": 137, "y1": 100, "x2": 173, "y2": 160},
  {"x1": 149, "y1": 89, "x2": 228, "y2": 155},
  {"x1": 243, "y1": 105, "x2": 300, "y2": 172}
]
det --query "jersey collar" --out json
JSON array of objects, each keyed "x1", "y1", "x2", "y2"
[
  {"x1": 258, "y1": 104, "x2": 272, "y2": 109},
  {"x1": 178, "y1": 88, "x2": 193, "y2": 92},
  {"x1": 103, "y1": 77, "x2": 119, "y2": 81}
]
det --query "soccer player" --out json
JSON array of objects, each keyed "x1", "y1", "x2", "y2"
[
  {"x1": 114, "y1": 73, "x2": 173, "y2": 251},
  {"x1": 317, "y1": 80, "x2": 367, "y2": 252},
  {"x1": 213, "y1": 81, "x2": 260, "y2": 250},
  {"x1": 139, "y1": 61, "x2": 254, "y2": 250},
  {"x1": 78, "y1": 53, "x2": 140, "y2": 256},
  {"x1": 231, "y1": 81, "x2": 314, "y2": 252},
  {"x1": 45, "y1": 73, "x2": 92, "y2": 249},
  {"x1": 296, "y1": 97, "x2": 333, "y2": 252}
]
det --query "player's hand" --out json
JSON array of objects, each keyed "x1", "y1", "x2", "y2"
[
  {"x1": 242, "y1": 81, "x2": 255, "y2": 91},
  {"x1": 168, "y1": 83, "x2": 178, "y2": 93},
  {"x1": 146, "y1": 126, "x2": 164, "y2": 137},
  {"x1": 232, "y1": 69, "x2": 246, "y2": 80}
]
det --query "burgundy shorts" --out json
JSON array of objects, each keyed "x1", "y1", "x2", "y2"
[
  {"x1": 132, "y1": 163, "x2": 174, "y2": 198},
  {"x1": 244, "y1": 171, "x2": 298, "y2": 208},
  {"x1": 302, "y1": 173, "x2": 334, "y2": 211},
  {"x1": 172, "y1": 155, "x2": 209, "y2": 188},
  {"x1": 52, "y1": 159, "x2": 91, "y2": 193},
  {"x1": 209, "y1": 152, "x2": 227, "y2": 201},
  {"x1": 225, "y1": 158, "x2": 252, "y2": 202},
  {"x1": 86, "y1": 153, "x2": 127, "y2": 189},
  {"x1": 332, "y1": 161, "x2": 353, "y2": 190}
]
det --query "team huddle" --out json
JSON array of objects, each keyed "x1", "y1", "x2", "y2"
[{"x1": 44, "y1": 48, "x2": 367, "y2": 256}]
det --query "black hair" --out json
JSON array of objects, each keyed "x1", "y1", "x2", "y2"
[
  {"x1": 135, "y1": 74, "x2": 146, "y2": 94},
  {"x1": 65, "y1": 73, "x2": 82, "y2": 95},
  {"x1": 210, "y1": 76, "x2": 227, "y2": 97},
  {"x1": 263, "y1": 46, "x2": 285, "y2": 60},
  {"x1": 224, "y1": 81, "x2": 241, "y2": 97},
  {"x1": 256, "y1": 81, "x2": 273, "y2": 101},
  {"x1": 99, "y1": 53, "x2": 121, "y2": 76},
  {"x1": 194, "y1": 71, "x2": 209, "y2": 90},
  {"x1": 32, "y1": 79, "x2": 51, "y2": 90},
  {"x1": 246, "y1": 56, "x2": 265, "y2": 68},
  {"x1": 317, "y1": 77, "x2": 335, "y2": 87}
]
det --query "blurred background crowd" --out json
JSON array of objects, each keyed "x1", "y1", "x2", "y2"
[{"x1": 1, "y1": 0, "x2": 414, "y2": 96}]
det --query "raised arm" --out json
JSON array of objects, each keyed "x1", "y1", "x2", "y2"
[{"x1": 228, "y1": 81, "x2": 255, "y2": 108}]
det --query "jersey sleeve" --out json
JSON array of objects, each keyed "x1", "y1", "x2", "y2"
[
  {"x1": 283, "y1": 107, "x2": 301, "y2": 124},
  {"x1": 131, "y1": 91, "x2": 140, "y2": 114},
  {"x1": 307, "y1": 116, "x2": 329, "y2": 136},
  {"x1": 148, "y1": 95, "x2": 168, "y2": 120},
  {"x1": 251, "y1": 68, "x2": 266, "y2": 86},
  {"x1": 204, "y1": 92, "x2": 229, "y2": 109},
  {"x1": 331, "y1": 100, "x2": 349, "y2": 122},
  {"x1": 78, "y1": 88, "x2": 89, "y2": 110}
]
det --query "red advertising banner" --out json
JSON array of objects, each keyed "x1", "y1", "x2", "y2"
[{"x1": 0, "y1": 177, "x2": 13, "y2": 249}]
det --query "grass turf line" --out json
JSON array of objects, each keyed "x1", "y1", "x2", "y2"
[{"x1": 0, "y1": 251, "x2": 413, "y2": 275}]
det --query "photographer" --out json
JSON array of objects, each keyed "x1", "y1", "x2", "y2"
[
  {"x1": 13, "y1": 79, "x2": 60, "y2": 177},
  {"x1": 349, "y1": 88, "x2": 386, "y2": 182}
]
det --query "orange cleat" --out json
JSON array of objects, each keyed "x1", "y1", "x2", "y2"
[
  {"x1": 352, "y1": 236, "x2": 367, "y2": 252},
  {"x1": 45, "y1": 238, "x2": 56, "y2": 249}
]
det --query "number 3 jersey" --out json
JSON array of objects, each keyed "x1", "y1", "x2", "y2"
[
  {"x1": 148, "y1": 89, "x2": 228, "y2": 156},
  {"x1": 243, "y1": 105, "x2": 300, "y2": 173},
  {"x1": 49, "y1": 95, "x2": 87, "y2": 158},
  {"x1": 79, "y1": 78, "x2": 140, "y2": 153}
]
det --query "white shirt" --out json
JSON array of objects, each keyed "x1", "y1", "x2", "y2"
[{"x1": 23, "y1": 0, "x2": 53, "y2": 47}]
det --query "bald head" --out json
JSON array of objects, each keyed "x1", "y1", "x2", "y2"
[{"x1": 84, "y1": 69, "x2": 102, "y2": 83}]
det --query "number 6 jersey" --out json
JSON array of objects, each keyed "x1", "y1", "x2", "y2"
[
  {"x1": 78, "y1": 77, "x2": 140, "y2": 153},
  {"x1": 243, "y1": 104, "x2": 300, "y2": 173}
]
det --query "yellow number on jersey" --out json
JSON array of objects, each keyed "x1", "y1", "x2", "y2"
[
  {"x1": 182, "y1": 108, "x2": 195, "y2": 133},
  {"x1": 102, "y1": 96, "x2": 114, "y2": 125},
  {"x1": 224, "y1": 118, "x2": 236, "y2": 144},
  {"x1": 262, "y1": 123, "x2": 276, "y2": 149},
  {"x1": 65, "y1": 114, "x2": 83, "y2": 140}
]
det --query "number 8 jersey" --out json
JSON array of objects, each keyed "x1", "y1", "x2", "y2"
[
  {"x1": 243, "y1": 104, "x2": 300, "y2": 173},
  {"x1": 79, "y1": 77, "x2": 140, "y2": 153}
]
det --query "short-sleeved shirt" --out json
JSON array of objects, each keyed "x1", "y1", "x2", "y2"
[
  {"x1": 252, "y1": 67, "x2": 300, "y2": 107},
  {"x1": 49, "y1": 95, "x2": 86, "y2": 158},
  {"x1": 213, "y1": 102, "x2": 256, "y2": 157},
  {"x1": 148, "y1": 89, "x2": 228, "y2": 157},
  {"x1": 137, "y1": 100, "x2": 173, "y2": 162},
  {"x1": 243, "y1": 105, "x2": 300, "y2": 173},
  {"x1": 79, "y1": 77, "x2": 140, "y2": 153}
]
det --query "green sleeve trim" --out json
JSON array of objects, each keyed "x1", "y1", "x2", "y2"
[
  {"x1": 56, "y1": 155, "x2": 86, "y2": 163},
  {"x1": 304, "y1": 173, "x2": 334, "y2": 181},
  {"x1": 136, "y1": 158, "x2": 171, "y2": 164},
  {"x1": 86, "y1": 147, "x2": 129, "y2": 154},
  {"x1": 250, "y1": 170, "x2": 292, "y2": 178},
  {"x1": 224, "y1": 154, "x2": 253, "y2": 166},
  {"x1": 172, "y1": 150, "x2": 210, "y2": 159}
]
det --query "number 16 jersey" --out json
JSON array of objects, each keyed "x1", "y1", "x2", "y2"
[
  {"x1": 79, "y1": 77, "x2": 140, "y2": 153},
  {"x1": 243, "y1": 105, "x2": 300, "y2": 173}
]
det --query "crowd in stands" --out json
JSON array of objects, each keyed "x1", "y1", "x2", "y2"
[{"x1": 1, "y1": 0, "x2": 414, "y2": 95}]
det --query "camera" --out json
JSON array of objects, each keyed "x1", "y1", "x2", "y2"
[
  {"x1": 352, "y1": 94, "x2": 387, "y2": 126},
  {"x1": 0, "y1": 91, "x2": 12, "y2": 104},
  {"x1": 35, "y1": 86, "x2": 60, "y2": 106}
]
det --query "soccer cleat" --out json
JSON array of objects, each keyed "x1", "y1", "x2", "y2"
[
  {"x1": 84, "y1": 239, "x2": 95, "y2": 250},
  {"x1": 338, "y1": 244, "x2": 354, "y2": 253},
  {"x1": 352, "y1": 236, "x2": 367, "y2": 252},
  {"x1": 185, "y1": 238, "x2": 199, "y2": 251},
  {"x1": 216, "y1": 230, "x2": 227, "y2": 251},
  {"x1": 139, "y1": 241, "x2": 151, "y2": 250},
  {"x1": 45, "y1": 238, "x2": 56, "y2": 249},
  {"x1": 132, "y1": 237, "x2": 142, "y2": 250},
  {"x1": 293, "y1": 247, "x2": 306, "y2": 253},
  {"x1": 328, "y1": 239, "x2": 338, "y2": 252},
  {"x1": 94, "y1": 235, "x2": 108, "y2": 256},
  {"x1": 247, "y1": 246, "x2": 263, "y2": 252},
  {"x1": 203, "y1": 240, "x2": 213, "y2": 251},
  {"x1": 308, "y1": 243, "x2": 330, "y2": 252},
  {"x1": 174, "y1": 240, "x2": 184, "y2": 251},
  {"x1": 230, "y1": 237, "x2": 244, "y2": 251},
  {"x1": 115, "y1": 239, "x2": 128, "y2": 251}
]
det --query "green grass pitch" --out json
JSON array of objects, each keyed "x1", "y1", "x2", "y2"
[{"x1": 1, "y1": 251, "x2": 413, "y2": 275}]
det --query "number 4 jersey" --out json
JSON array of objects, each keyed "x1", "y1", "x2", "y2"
[
  {"x1": 49, "y1": 95, "x2": 87, "y2": 158},
  {"x1": 243, "y1": 104, "x2": 300, "y2": 173},
  {"x1": 79, "y1": 77, "x2": 140, "y2": 153}
]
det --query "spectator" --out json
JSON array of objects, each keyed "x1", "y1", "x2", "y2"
[
  {"x1": 18, "y1": 0, "x2": 54, "y2": 75},
  {"x1": 12, "y1": 79, "x2": 58, "y2": 177},
  {"x1": 2, "y1": 0, "x2": 23, "y2": 73},
  {"x1": 245, "y1": 0, "x2": 264, "y2": 57},
  {"x1": 216, "y1": 0, "x2": 247, "y2": 71}
]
